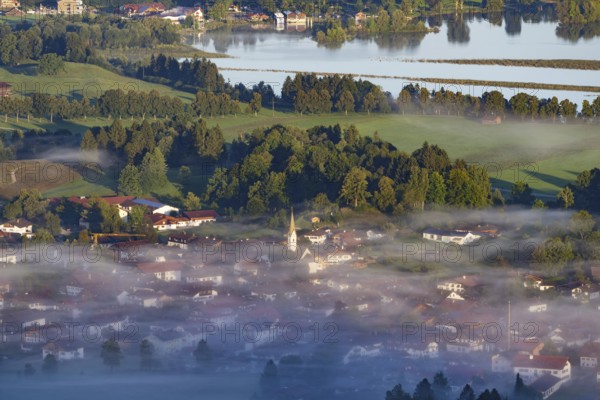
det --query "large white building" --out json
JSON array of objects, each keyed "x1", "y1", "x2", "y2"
[
  {"x1": 512, "y1": 354, "x2": 571, "y2": 384},
  {"x1": 422, "y1": 228, "x2": 481, "y2": 245}
]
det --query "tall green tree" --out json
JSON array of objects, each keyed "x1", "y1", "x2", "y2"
[{"x1": 339, "y1": 167, "x2": 371, "y2": 208}]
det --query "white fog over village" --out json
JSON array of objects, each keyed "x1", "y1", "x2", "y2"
[{"x1": 0, "y1": 0, "x2": 600, "y2": 399}]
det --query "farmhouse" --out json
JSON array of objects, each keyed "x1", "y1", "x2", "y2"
[
  {"x1": 285, "y1": 11, "x2": 306, "y2": 24},
  {"x1": 0, "y1": 218, "x2": 33, "y2": 236},
  {"x1": 512, "y1": 354, "x2": 571, "y2": 384},
  {"x1": 304, "y1": 229, "x2": 329, "y2": 244},
  {"x1": 137, "y1": 261, "x2": 183, "y2": 281},
  {"x1": 422, "y1": 228, "x2": 481, "y2": 245},
  {"x1": 57, "y1": 0, "x2": 83, "y2": 14},
  {"x1": 183, "y1": 210, "x2": 219, "y2": 225},
  {"x1": 42, "y1": 343, "x2": 84, "y2": 361}
]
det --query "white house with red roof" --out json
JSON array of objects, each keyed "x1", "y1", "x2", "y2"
[
  {"x1": 137, "y1": 261, "x2": 183, "y2": 281},
  {"x1": 512, "y1": 354, "x2": 571, "y2": 384}
]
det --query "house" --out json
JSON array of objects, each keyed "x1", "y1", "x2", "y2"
[
  {"x1": 354, "y1": 11, "x2": 367, "y2": 25},
  {"x1": 137, "y1": 261, "x2": 183, "y2": 281},
  {"x1": 528, "y1": 303, "x2": 548, "y2": 313},
  {"x1": 437, "y1": 275, "x2": 481, "y2": 293},
  {"x1": 4, "y1": 7, "x2": 23, "y2": 16},
  {"x1": 167, "y1": 233, "x2": 198, "y2": 249},
  {"x1": 0, "y1": 218, "x2": 33, "y2": 236},
  {"x1": 580, "y1": 355, "x2": 597, "y2": 368},
  {"x1": 57, "y1": 0, "x2": 83, "y2": 14},
  {"x1": 183, "y1": 210, "x2": 219, "y2": 225},
  {"x1": 151, "y1": 213, "x2": 186, "y2": 231},
  {"x1": 571, "y1": 283, "x2": 600, "y2": 303},
  {"x1": 404, "y1": 341, "x2": 439, "y2": 359},
  {"x1": 446, "y1": 338, "x2": 484, "y2": 353},
  {"x1": 42, "y1": 343, "x2": 84, "y2": 361},
  {"x1": 325, "y1": 252, "x2": 353, "y2": 264},
  {"x1": 0, "y1": 82, "x2": 11, "y2": 97},
  {"x1": 285, "y1": 11, "x2": 306, "y2": 24},
  {"x1": 512, "y1": 354, "x2": 571, "y2": 384},
  {"x1": 491, "y1": 353, "x2": 513, "y2": 373},
  {"x1": 119, "y1": 2, "x2": 165, "y2": 16},
  {"x1": 68, "y1": 196, "x2": 134, "y2": 222},
  {"x1": 530, "y1": 374, "x2": 562, "y2": 400},
  {"x1": 144, "y1": 328, "x2": 204, "y2": 356},
  {"x1": 160, "y1": 6, "x2": 203, "y2": 23},
  {"x1": 0, "y1": 0, "x2": 20, "y2": 8},
  {"x1": 111, "y1": 240, "x2": 150, "y2": 262},
  {"x1": 422, "y1": 228, "x2": 481, "y2": 245},
  {"x1": 274, "y1": 11, "x2": 284, "y2": 25},
  {"x1": 304, "y1": 229, "x2": 329, "y2": 244}
]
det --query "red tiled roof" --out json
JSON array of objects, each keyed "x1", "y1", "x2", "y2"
[
  {"x1": 512, "y1": 354, "x2": 569, "y2": 370},
  {"x1": 137, "y1": 261, "x2": 183, "y2": 274},
  {"x1": 184, "y1": 210, "x2": 219, "y2": 220}
]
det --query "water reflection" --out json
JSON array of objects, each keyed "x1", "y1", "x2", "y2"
[{"x1": 447, "y1": 14, "x2": 471, "y2": 43}]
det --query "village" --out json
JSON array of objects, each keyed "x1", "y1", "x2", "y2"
[
  {"x1": 0, "y1": 198, "x2": 599, "y2": 399},
  {"x1": 0, "y1": 0, "x2": 371, "y2": 32}
]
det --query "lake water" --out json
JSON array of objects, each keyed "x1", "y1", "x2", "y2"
[{"x1": 191, "y1": 13, "x2": 600, "y2": 105}]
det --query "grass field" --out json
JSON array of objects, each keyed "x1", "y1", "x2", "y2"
[
  {"x1": 205, "y1": 110, "x2": 600, "y2": 195},
  {"x1": 0, "y1": 63, "x2": 195, "y2": 103}
]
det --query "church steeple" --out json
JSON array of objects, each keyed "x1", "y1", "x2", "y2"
[{"x1": 287, "y1": 208, "x2": 297, "y2": 252}]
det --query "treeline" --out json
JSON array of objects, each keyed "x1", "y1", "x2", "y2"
[
  {"x1": 282, "y1": 73, "x2": 391, "y2": 115},
  {"x1": 557, "y1": 0, "x2": 600, "y2": 25},
  {"x1": 0, "y1": 16, "x2": 180, "y2": 67},
  {"x1": 137, "y1": 55, "x2": 227, "y2": 93},
  {"x1": 203, "y1": 125, "x2": 493, "y2": 214},
  {"x1": 383, "y1": 372, "x2": 541, "y2": 400},
  {"x1": 0, "y1": 86, "x2": 260, "y2": 124}
]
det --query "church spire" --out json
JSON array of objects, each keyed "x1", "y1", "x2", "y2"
[
  {"x1": 287, "y1": 208, "x2": 297, "y2": 252},
  {"x1": 289, "y1": 208, "x2": 296, "y2": 234}
]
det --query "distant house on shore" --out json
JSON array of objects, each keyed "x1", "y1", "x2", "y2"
[{"x1": 354, "y1": 11, "x2": 367, "y2": 25}]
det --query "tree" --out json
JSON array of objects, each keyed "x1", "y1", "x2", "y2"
[
  {"x1": 568, "y1": 210, "x2": 595, "y2": 240},
  {"x1": 193, "y1": 339, "x2": 212, "y2": 363},
  {"x1": 42, "y1": 354, "x2": 58, "y2": 374},
  {"x1": 426, "y1": 171, "x2": 446, "y2": 206},
  {"x1": 531, "y1": 237, "x2": 574, "y2": 275},
  {"x1": 259, "y1": 359, "x2": 279, "y2": 397},
  {"x1": 101, "y1": 339, "x2": 122, "y2": 371},
  {"x1": 108, "y1": 120, "x2": 127, "y2": 150},
  {"x1": 249, "y1": 92, "x2": 262, "y2": 116},
  {"x1": 362, "y1": 92, "x2": 377, "y2": 115},
  {"x1": 139, "y1": 148, "x2": 168, "y2": 192},
  {"x1": 510, "y1": 181, "x2": 534, "y2": 205},
  {"x1": 413, "y1": 378, "x2": 434, "y2": 400},
  {"x1": 80, "y1": 130, "x2": 98, "y2": 151},
  {"x1": 38, "y1": 53, "x2": 65, "y2": 76},
  {"x1": 458, "y1": 384, "x2": 476, "y2": 400},
  {"x1": 374, "y1": 176, "x2": 397, "y2": 212},
  {"x1": 432, "y1": 371, "x2": 451, "y2": 400},
  {"x1": 336, "y1": 90, "x2": 355, "y2": 115},
  {"x1": 118, "y1": 164, "x2": 142, "y2": 196},
  {"x1": 183, "y1": 192, "x2": 201, "y2": 211},
  {"x1": 44, "y1": 212, "x2": 61, "y2": 236},
  {"x1": 557, "y1": 186, "x2": 574, "y2": 209},
  {"x1": 339, "y1": 167, "x2": 371, "y2": 208},
  {"x1": 386, "y1": 384, "x2": 411, "y2": 400}
]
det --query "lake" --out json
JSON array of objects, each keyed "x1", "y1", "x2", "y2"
[{"x1": 191, "y1": 12, "x2": 600, "y2": 105}]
